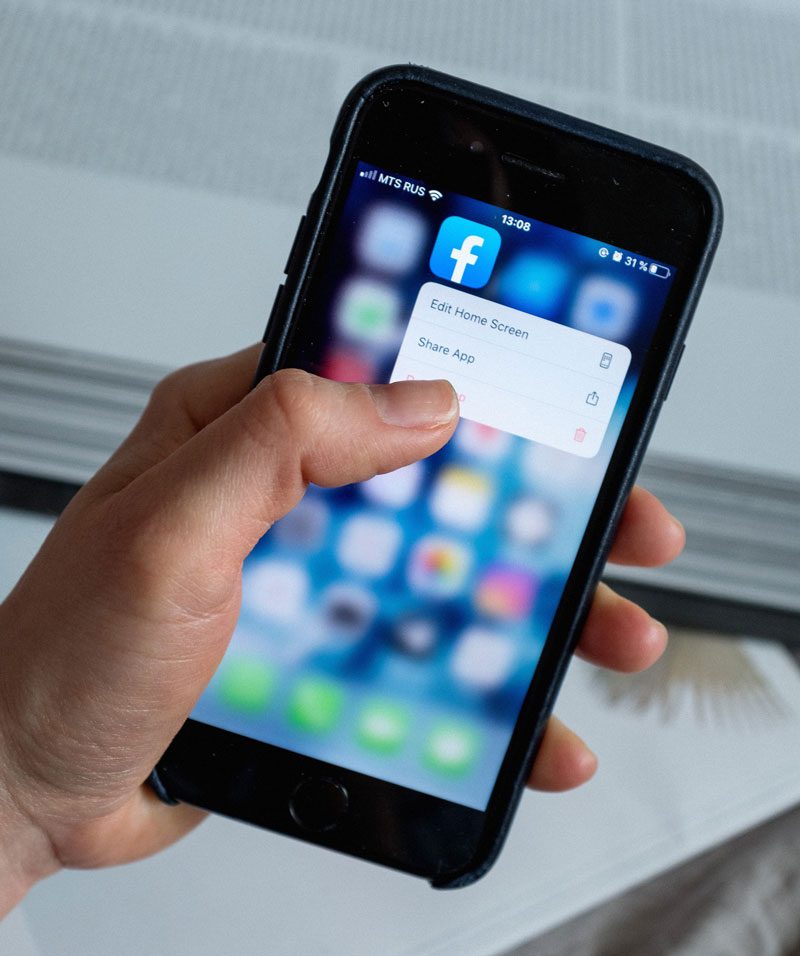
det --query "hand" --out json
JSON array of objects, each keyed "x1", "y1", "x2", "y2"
[{"x1": 0, "y1": 345, "x2": 683, "y2": 911}]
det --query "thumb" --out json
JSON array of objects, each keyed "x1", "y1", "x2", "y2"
[{"x1": 125, "y1": 369, "x2": 459, "y2": 570}]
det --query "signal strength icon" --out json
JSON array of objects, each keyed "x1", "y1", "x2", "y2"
[
  {"x1": 359, "y1": 169, "x2": 378, "y2": 180},
  {"x1": 428, "y1": 189, "x2": 443, "y2": 201}
]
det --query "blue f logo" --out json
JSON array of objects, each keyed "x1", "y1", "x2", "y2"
[{"x1": 430, "y1": 217, "x2": 501, "y2": 289}]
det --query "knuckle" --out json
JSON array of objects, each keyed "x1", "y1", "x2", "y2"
[
  {"x1": 257, "y1": 368, "x2": 323, "y2": 438},
  {"x1": 220, "y1": 370, "x2": 321, "y2": 515},
  {"x1": 267, "y1": 368, "x2": 318, "y2": 410},
  {"x1": 147, "y1": 366, "x2": 195, "y2": 413}
]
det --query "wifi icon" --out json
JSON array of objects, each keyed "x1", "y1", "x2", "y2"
[{"x1": 428, "y1": 189, "x2": 443, "y2": 202}]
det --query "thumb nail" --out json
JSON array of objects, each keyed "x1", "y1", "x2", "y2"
[{"x1": 371, "y1": 380, "x2": 458, "y2": 428}]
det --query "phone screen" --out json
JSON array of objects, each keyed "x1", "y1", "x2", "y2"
[{"x1": 192, "y1": 162, "x2": 675, "y2": 810}]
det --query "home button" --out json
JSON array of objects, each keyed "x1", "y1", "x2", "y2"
[{"x1": 289, "y1": 777, "x2": 349, "y2": 832}]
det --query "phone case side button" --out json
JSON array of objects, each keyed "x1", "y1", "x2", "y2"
[
  {"x1": 284, "y1": 215, "x2": 307, "y2": 276},
  {"x1": 289, "y1": 777, "x2": 349, "y2": 833},
  {"x1": 262, "y1": 284, "x2": 285, "y2": 343}
]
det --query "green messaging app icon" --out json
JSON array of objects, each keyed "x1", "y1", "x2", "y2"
[
  {"x1": 423, "y1": 721, "x2": 480, "y2": 776},
  {"x1": 217, "y1": 657, "x2": 276, "y2": 715},
  {"x1": 356, "y1": 699, "x2": 410, "y2": 755},
  {"x1": 287, "y1": 677, "x2": 344, "y2": 733}
]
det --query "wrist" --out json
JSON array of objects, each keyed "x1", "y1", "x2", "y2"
[
  {"x1": 0, "y1": 776, "x2": 60, "y2": 915},
  {"x1": 0, "y1": 600, "x2": 61, "y2": 915}
]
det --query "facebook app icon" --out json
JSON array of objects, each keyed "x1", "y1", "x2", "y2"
[{"x1": 429, "y1": 216, "x2": 501, "y2": 289}]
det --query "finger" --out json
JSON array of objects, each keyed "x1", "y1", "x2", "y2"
[
  {"x1": 527, "y1": 717, "x2": 597, "y2": 792},
  {"x1": 575, "y1": 582, "x2": 668, "y2": 672},
  {"x1": 607, "y1": 485, "x2": 685, "y2": 567},
  {"x1": 92, "y1": 345, "x2": 263, "y2": 492},
  {"x1": 51, "y1": 788, "x2": 208, "y2": 869},
  {"x1": 110, "y1": 789, "x2": 208, "y2": 866},
  {"x1": 123, "y1": 370, "x2": 460, "y2": 568}
]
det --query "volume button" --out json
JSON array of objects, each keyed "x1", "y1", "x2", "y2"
[
  {"x1": 262, "y1": 284, "x2": 285, "y2": 343},
  {"x1": 283, "y1": 215, "x2": 307, "y2": 276}
]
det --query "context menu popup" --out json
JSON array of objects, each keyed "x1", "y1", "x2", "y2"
[{"x1": 391, "y1": 283, "x2": 632, "y2": 458}]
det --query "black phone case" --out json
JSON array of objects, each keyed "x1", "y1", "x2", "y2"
[{"x1": 150, "y1": 64, "x2": 722, "y2": 889}]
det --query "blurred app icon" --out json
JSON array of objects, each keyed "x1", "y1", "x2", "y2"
[
  {"x1": 455, "y1": 420, "x2": 511, "y2": 462},
  {"x1": 423, "y1": 721, "x2": 480, "y2": 776},
  {"x1": 498, "y1": 252, "x2": 570, "y2": 317},
  {"x1": 243, "y1": 559, "x2": 309, "y2": 622},
  {"x1": 391, "y1": 613, "x2": 439, "y2": 658},
  {"x1": 356, "y1": 202, "x2": 427, "y2": 274},
  {"x1": 322, "y1": 348, "x2": 376, "y2": 383},
  {"x1": 321, "y1": 582, "x2": 377, "y2": 642},
  {"x1": 450, "y1": 627, "x2": 516, "y2": 692},
  {"x1": 287, "y1": 676, "x2": 344, "y2": 733},
  {"x1": 337, "y1": 513, "x2": 402, "y2": 578},
  {"x1": 475, "y1": 563, "x2": 538, "y2": 619},
  {"x1": 273, "y1": 496, "x2": 329, "y2": 551},
  {"x1": 571, "y1": 275, "x2": 637, "y2": 341},
  {"x1": 356, "y1": 699, "x2": 410, "y2": 754},
  {"x1": 505, "y1": 496, "x2": 556, "y2": 547},
  {"x1": 217, "y1": 656, "x2": 276, "y2": 714},
  {"x1": 334, "y1": 277, "x2": 401, "y2": 348},
  {"x1": 408, "y1": 535, "x2": 472, "y2": 597},
  {"x1": 362, "y1": 461, "x2": 423, "y2": 509},
  {"x1": 430, "y1": 466, "x2": 493, "y2": 531}
]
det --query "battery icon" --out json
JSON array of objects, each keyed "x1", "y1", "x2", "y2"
[{"x1": 649, "y1": 263, "x2": 671, "y2": 278}]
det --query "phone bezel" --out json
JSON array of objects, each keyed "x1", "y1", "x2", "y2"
[{"x1": 153, "y1": 66, "x2": 721, "y2": 888}]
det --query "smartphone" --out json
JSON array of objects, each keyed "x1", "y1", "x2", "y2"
[{"x1": 151, "y1": 65, "x2": 721, "y2": 887}]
